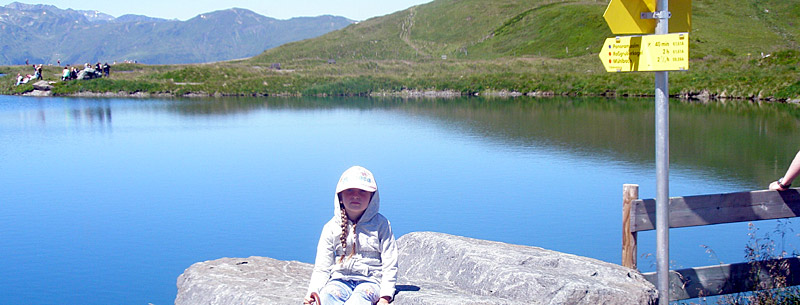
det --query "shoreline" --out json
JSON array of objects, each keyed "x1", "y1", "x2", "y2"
[{"x1": 18, "y1": 88, "x2": 800, "y2": 104}]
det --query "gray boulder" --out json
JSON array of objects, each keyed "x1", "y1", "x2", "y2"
[
  {"x1": 175, "y1": 256, "x2": 312, "y2": 304},
  {"x1": 77, "y1": 68, "x2": 102, "y2": 80},
  {"x1": 394, "y1": 232, "x2": 657, "y2": 305},
  {"x1": 32, "y1": 80, "x2": 54, "y2": 91},
  {"x1": 175, "y1": 232, "x2": 657, "y2": 305}
]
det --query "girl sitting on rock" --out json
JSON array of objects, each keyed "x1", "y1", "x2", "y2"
[{"x1": 304, "y1": 166, "x2": 398, "y2": 305}]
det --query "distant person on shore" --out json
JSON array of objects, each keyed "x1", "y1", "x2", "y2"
[
  {"x1": 303, "y1": 166, "x2": 397, "y2": 305},
  {"x1": 62, "y1": 66, "x2": 70, "y2": 81},
  {"x1": 16, "y1": 73, "x2": 32, "y2": 85},
  {"x1": 33, "y1": 64, "x2": 42, "y2": 80},
  {"x1": 769, "y1": 150, "x2": 800, "y2": 191},
  {"x1": 103, "y1": 62, "x2": 110, "y2": 77}
]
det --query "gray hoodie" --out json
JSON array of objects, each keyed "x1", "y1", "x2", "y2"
[{"x1": 306, "y1": 182, "x2": 399, "y2": 300}]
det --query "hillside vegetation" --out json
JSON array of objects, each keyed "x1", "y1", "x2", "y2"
[
  {"x1": 1, "y1": 0, "x2": 798, "y2": 100},
  {"x1": 252, "y1": 0, "x2": 798, "y2": 61}
]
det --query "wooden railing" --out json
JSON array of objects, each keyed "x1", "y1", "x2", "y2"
[{"x1": 622, "y1": 184, "x2": 800, "y2": 301}]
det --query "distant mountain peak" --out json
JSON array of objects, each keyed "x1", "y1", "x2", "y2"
[
  {"x1": 4, "y1": 2, "x2": 114, "y2": 23},
  {"x1": 115, "y1": 14, "x2": 168, "y2": 23},
  {"x1": 5, "y1": 1, "x2": 58, "y2": 11},
  {"x1": 196, "y1": 7, "x2": 261, "y2": 17},
  {"x1": 75, "y1": 9, "x2": 114, "y2": 22}
]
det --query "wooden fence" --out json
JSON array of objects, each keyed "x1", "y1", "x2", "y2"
[{"x1": 622, "y1": 184, "x2": 800, "y2": 301}]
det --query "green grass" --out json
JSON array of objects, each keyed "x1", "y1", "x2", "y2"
[{"x1": 0, "y1": 50, "x2": 797, "y2": 100}]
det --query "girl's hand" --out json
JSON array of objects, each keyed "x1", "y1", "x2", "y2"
[
  {"x1": 304, "y1": 292, "x2": 321, "y2": 305},
  {"x1": 378, "y1": 296, "x2": 391, "y2": 304},
  {"x1": 770, "y1": 180, "x2": 788, "y2": 191}
]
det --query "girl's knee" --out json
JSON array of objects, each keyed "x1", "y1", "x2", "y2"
[
  {"x1": 321, "y1": 282, "x2": 350, "y2": 303},
  {"x1": 349, "y1": 284, "x2": 380, "y2": 304}
]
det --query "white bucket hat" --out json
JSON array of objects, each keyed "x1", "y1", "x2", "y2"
[{"x1": 335, "y1": 166, "x2": 377, "y2": 194}]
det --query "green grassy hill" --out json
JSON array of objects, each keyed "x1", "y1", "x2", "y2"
[
  {"x1": 251, "y1": 0, "x2": 798, "y2": 63},
  {"x1": 1, "y1": 0, "x2": 798, "y2": 100},
  {"x1": 250, "y1": 0, "x2": 612, "y2": 63}
]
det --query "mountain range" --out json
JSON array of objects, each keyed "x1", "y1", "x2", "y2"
[{"x1": 0, "y1": 2, "x2": 354, "y2": 65}]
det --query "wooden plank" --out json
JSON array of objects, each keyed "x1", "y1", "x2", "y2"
[
  {"x1": 631, "y1": 188, "x2": 800, "y2": 232},
  {"x1": 642, "y1": 257, "x2": 800, "y2": 301},
  {"x1": 622, "y1": 184, "x2": 639, "y2": 269}
]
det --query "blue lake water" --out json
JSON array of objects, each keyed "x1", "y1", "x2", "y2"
[{"x1": 2, "y1": 95, "x2": 800, "y2": 304}]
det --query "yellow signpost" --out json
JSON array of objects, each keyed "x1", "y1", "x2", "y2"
[
  {"x1": 603, "y1": 0, "x2": 691, "y2": 34},
  {"x1": 598, "y1": 33, "x2": 689, "y2": 72},
  {"x1": 600, "y1": 0, "x2": 693, "y2": 302},
  {"x1": 601, "y1": 0, "x2": 692, "y2": 302}
]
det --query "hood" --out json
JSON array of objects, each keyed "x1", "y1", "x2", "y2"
[{"x1": 333, "y1": 166, "x2": 380, "y2": 223}]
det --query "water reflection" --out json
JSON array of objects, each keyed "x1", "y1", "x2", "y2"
[
  {"x1": 406, "y1": 97, "x2": 800, "y2": 189},
  {"x1": 6, "y1": 96, "x2": 800, "y2": 189},
  {"x1": 165, "y1": 96, "x2": 800, "y2": 189},
  {"x1": 68, "y1": 105, "x2": 112, "y2": 129},
  {"x1": 2, "y1": 98, "x2": 114, "y2": 132},
  {"x1": 165, "y1": 96, "x2": 405, "y2": 115}
]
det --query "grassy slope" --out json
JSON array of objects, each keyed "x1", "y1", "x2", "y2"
[
  {"x1": 250, "y1": 0, "x2": 797, "y2": 61},
  {"x1": 248, "y1": 0, "x2": 612, "y2": 63},
  {"x1": 0, "y1": 0, "x2": 798, "y2": 99}
]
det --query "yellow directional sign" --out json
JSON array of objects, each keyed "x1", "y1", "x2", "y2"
[
  {"x1": 669, "y1": 0, "x2": 691, "y2": 35},
  {"x1": 603, "y1": 0, "x2": 691, "y2": 34},
  {"x1": 599, "y1": 33, "x2": 689, "y2": 72}
]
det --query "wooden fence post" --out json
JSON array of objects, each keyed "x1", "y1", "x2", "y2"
[{"x1": 623, "y1": 184, "x2": 639, "y2": 269}]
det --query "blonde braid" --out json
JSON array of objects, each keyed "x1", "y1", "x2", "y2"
[
  {"x1": 339, "y1": 203, "x2": 348, "y2": 263},
  {"x1": 349, "y1": 222, "x2": 357, "y2": 261}
]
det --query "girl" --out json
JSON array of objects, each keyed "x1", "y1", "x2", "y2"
[{"x1": 304, "y1": 166, "x2": 398, "y2": 305}]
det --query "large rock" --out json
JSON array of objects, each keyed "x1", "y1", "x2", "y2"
[
  {"x1": 77, "y1": 68, "x2": 102, "y2": 80},
  {"x1": 394, "y1": 232, "x2": 657, "y2": 305},
  {"x1": 176, "y1": 256, "x2": 312, "y2": 304},
  {"x1": 32, "y1": 80, "x2": 54, "y2": 91},
  {"x1": 175, "y1": 232, "x2": 657, "y2": 305}
]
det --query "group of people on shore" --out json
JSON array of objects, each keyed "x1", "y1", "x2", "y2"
[
  {"x1": 14, "y1": 62, "x2": 112, "y2": 85},
  {"x1": 61, "y1": 62, "x2": 111, "y2": 81},
  {"x1": 14, "y1": 64, "x2": 43, "y2": 86}
]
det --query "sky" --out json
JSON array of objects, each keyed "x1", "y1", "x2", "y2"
[{"x1": 1, "y1": 0, "x2": 434, "y2": 21}]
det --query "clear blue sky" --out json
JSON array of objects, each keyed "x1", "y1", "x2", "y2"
[{"x1": 2, "y1": 0, "x2": 433, "y2": 21}]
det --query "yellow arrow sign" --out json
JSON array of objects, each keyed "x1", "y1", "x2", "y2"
[
  {"x1": 599, "y1": 33, "x2": 689, "y2": 72},
  {"x1": 603, "y1": 0, "x2": 691, "y2": 34}
]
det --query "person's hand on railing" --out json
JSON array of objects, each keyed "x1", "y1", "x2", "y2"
[
  {"x1": 770, "y1": 150, "x2": 800, "y2": 191},
  {"x1": 770, "y1": 180, "x2": 791, "y2": 191}
]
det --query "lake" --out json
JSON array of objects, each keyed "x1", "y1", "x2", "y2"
[{"x1": 2, "y1": 95, "x2": 800, "y2": 304}]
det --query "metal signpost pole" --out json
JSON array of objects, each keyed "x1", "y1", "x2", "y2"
[
  {"x1": 601, "y1": 1, "x2": 690, "y2": 300},
  {"x1": 654, "y1": 0, "x2": 670, "y2": 303}
]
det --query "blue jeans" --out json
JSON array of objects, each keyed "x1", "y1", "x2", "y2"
[{"x1": 319, "y1": 279, "x2": 380, "y2": 305}]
